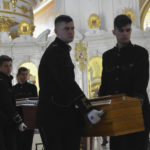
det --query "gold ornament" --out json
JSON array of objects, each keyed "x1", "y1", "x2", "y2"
[
  {"x1": 88, "y1": 14, "x2": 101, "y2": 29},
  {"x1": 0, "y1": 10, "x2": 33, "y2": 21},
  {"x1": 16, "y1": 5, "x2": 28, "y2": 13},
  {"x1": 75, "y1": 41, "x2": 88, "y2": 72},
  {"x1": 3, "y1": 1, "x2": 10, "y2": 10},
  {"x1": 10, "y1": 0, "x2": 17, "y2": 12},
  {"x1": 87, "y1": 57, "x2": 102, "y2": 98},
  {"x1": 20, "y1": 0, "x2": 32, "y2": 7},
  {"x1": 123, "y1": 8, "x2": 135, "y2": 22},
  {"x1": 9, "y1": 31, "x2": 19, "y2": 39},
  {"x1": 0, "y1": 16, "x2": 14, "y2": 32},
  {"x1": 18, "y1": 20, "x2": 34, "y2": 35}
]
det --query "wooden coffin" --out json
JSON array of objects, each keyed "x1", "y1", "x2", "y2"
[
  {"x1": 22, "y1": 106, "x2": 37, "y2": 129},
  {"x1": 83, "y1": 94, "x2": 145, "y2": 136}
]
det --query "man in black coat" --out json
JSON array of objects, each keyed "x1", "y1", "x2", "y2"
[
  {"x1": 0, "y1": 55, "x2": 26, "y2": 150},
  {"x1": 98, "y1": 14, "x2": 150, "y2": 150},
  {"x1": 13, "y1": 67, "x2": 38, "y2": 150},
  {"x1": 37, "y1": 15, "x2": 104, "y2": 150}
]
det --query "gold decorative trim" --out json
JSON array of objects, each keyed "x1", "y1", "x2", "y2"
[
  {"x1": 87, "y1": 56, "x2": 102, "y2": 98},
  {"x1": 20, "y1": 0, "x2": 32, "y2": 7},
  {"x1": 18, "y1": 20, "x2": 34, "y2": 35},
  {"x1": 88, "y1": 14, "x2": 101, "y2": 29},
  {"x1": 0, "y1": 10, "x2": 33, "y2": 21},
  {"x1": 0, "y1": 16, "x2": 14, "y2": 32},
  {"x1": 75, "y1": 41, "x2": 88, "y2": 72},
  {"x1": 140, "y1": 0, "x2": 150, "y2": 30},
  {"x1": 9, "y1": 31, "x2": 19, "y2": 39},
  {"x1": 10, "y1": 0, "x2": 17, "y2": 11},
  {"x1": 3, "y1": 1, "x2": 10, "y2": 10},
  {"x1": 123, "y1": 8, "x2": 135, "y2": 22},
  {"x1": 16, "y1": 5, "x2": 29, "y2": 13}
]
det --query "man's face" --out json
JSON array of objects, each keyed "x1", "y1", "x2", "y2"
[
  {"x1": 55, "y1": 21, "x2": 74, "y2": 43},
  {"x1": 0, "y1": 61, "x2": 12, "y2": 76},
  {"x1": 18, "y1": 71, "x2": 29, "y2": 83},
  {"x1": 113, "y1": 24, "x2": 131, "y2": 44}
]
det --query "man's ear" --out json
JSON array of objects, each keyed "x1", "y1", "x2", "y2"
[{"x1": 112, "y1": 29, "x2": 116, "y2": 36}]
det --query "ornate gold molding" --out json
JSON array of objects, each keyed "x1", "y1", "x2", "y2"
[
  {"x1": 0, "y1": 16, "x2": 14, "y2": 32},
  {"x1": 140, "y1": 0, "x2": 150, "y2": 30},
  {"x1": 9, "y1": 31, "x2": 19, "y2": 39},
  {"x1": 10, "y1": 0, "x2": 17, "y2": 11},
  {"x1": 139, "y1": 0, "x2": 146, "y2": 9},
  {"x1": 18, "y1": 20, "x2": 35, "y2": 35},
  {"x1": 0, "y1": 10, "x2": 33, "y2": 21},
  {"x1": 87, "y1": 57, "x2": 102, "y2": 98},
  {"x1": 88, "y1": 14, "x2": 101, "y2": 29},
  {"x1": 75, "y1": 41, "x2": 88, "y2": 72},
  {"x1": 3, "y1": 1, "x2": 10, "y2": 10},
  {"x1": 16, "y1": 5, "x2": 29, "y2": 13},
  {"x1": 20, "y1": 0, "x2": 32, "y2": 7}
]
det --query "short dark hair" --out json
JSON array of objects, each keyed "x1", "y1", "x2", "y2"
[
  {"x1": 55, "y1": 15, "x2": 73, "y2": 28},
  {"x1": 0, "y1": 55, "x2": 12, "y2": 66},
  {"x1": 17, "y1": 67, "x2": 29, "y2": 75},
  {"x1": 114, "y1": 14, "x2": 132, "y2": 29}
]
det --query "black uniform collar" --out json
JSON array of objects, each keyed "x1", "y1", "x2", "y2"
[
  {"x1": 55, "y1": 37, "x2": 71, "y2": 52},
  {"x1": 18, "y1": 81, "x2": 28, "y2": 85},
  {"x1": 114, "y1": 41, "x2": 133, "y2": 53},
  {"x1": 0, "y1": 71, "x2": 13, "y2": 87},
  {"x1": 0, "y1": 71, "x2": 13, "y2": 80}
]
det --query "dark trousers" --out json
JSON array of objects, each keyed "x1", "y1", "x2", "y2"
[
  {"x1": 39, "y1": 126, "x2": 81, "y2": 150},
  {"x1": 0, "y1": 123, "x2": 16, "y2": 150},
  {"x1": 110, "y1": 130, "x2": 149, "y2": 150},
  {"x1": 16, "y1": 129, "x2": 34, "y2": 150}
]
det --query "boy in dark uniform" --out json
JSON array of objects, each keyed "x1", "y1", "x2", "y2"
[
  {"x1": 0, "y1": 55, "x2": 26, "y2": 150},
  {"x1": 98, "y1": 14, "x2": 150, "y2": 150},
  {"x1": 37, "y1": 15, "x2": 104, "y2": 150},
  {"x1": 13, "y1": 67, "x2": 37, "y2": 150}
]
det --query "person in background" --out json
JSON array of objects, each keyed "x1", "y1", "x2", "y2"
[
  {"x1": 37, "y1": 15, "x2": 104, "y2": 150},
  {"x1": 0, "y1": 55, "x2": 26, "y2": 150},
  {"x1": 98, "y1": 14, "x2": 150, "y2": 150},
  {"x1": 13, "y1": 67, "x2": 37, "y2": 150}
]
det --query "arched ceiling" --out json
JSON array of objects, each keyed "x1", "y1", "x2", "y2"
[
  {"x1": 33, "y1": 0, "x2": 150, "y2": 31},
  {"x1": 140, "y1": 0, "x2": 150, "y2": 29}
]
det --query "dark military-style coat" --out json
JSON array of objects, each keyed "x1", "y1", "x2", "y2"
[
  {"x1": 98, "y1": 42, "x2": 150, "y2": 129},
  {"x1": 0, "y1": 71, "x2": 16, "y2": 124},
  {"x1": 13, "y1": 81, "x2": 37, "y2": 99},
  {"x1": 13, "y1": 81, "x2": 37, "y2": 119},
  {"x1": 37, "y1": 37, "x2": 85, "y2": 135}
]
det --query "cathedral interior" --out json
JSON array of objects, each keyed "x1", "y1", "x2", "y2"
[{"x1": 1, "y1": 0, "x2": 150, "y2": 149}]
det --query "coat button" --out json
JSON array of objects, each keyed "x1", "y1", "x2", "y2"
[
  {"x1": 116, "y1": 65, "x2": 120, "y2": 69},
  {"x1": 115, "y1": 77, "x2": 119, "y2": 81}
]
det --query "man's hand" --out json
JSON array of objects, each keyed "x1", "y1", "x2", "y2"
[
  {"x1": 18, "y1": 122, "x2": 27, "y2": 131},
  {"x1": 12, "y1": 113, "x2": 22, "y2": 124},
  {"x1": 87, "y1": 109, "x2": 104, "y2": 125}
]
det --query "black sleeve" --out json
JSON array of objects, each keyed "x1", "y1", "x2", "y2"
[
  {"x1": 132, "y1": 50, "x2": 149, "y2": 99},
  {"x1": 0, "y1": 80, "x2": 16, "y2": 119}
]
